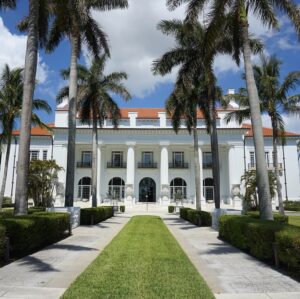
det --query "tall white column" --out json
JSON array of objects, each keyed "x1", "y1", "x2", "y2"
[
  {"x1": 160, "y1": 142, "x2": 169, "y2": 204},
  {"x1": 125, "y1": 142, "x2": 135, "y2": 203},
  {"x1": 97, "y1": 143, "x2": 102, "y2": 205},
  {"x1": 198, "y1": 146, "x2": 205, "y2": 207}
]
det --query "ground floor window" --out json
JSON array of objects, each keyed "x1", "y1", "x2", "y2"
[
  {"x1": 203, "y1": 178, "x2": 214, "y2": 202},
  {"x1": 78, "y1": 177, "x2": 91, "y2": 200},
  {"x1": 108, "y1": 177, "x2": 125, "y2": 200},
  {"x1": 170, "y1": 178, "x2": 187, "y2": 200}
]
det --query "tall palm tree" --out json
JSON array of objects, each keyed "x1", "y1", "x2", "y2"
[
  {"x1": 166, "y1": 0, "x2": 300, "y2": 220},
  {"x1": 0, "y1": 64, "x2": 51, "y2": 210},
  {"x1": 14, "y1": 0, "x2": 51, "y2": 216},
  {"x1": 57, "y1": 56, "x2": 131, "y2": 207},
  {"x1": 47, "y1": 0, "x2": 128, "y2": 207},
  {"x1": 0, "y1": 0, "x2": 15, "y2": 9},
  {"x1": 225, "y1": 54, "x2": 300, "y2": 215},
  {"x1": 153, "y1": 19, "x2": 261, "y2": 210}
]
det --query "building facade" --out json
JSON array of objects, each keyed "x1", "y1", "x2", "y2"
[{"x1": 0, "y1": 104, "x2": 299, "y2": 208}]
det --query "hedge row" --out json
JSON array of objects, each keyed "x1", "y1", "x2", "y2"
[
  {"x1": 284, "y1": 201, "x2": 300, "y2": 211},
  {"x1": 245, "y1": 211, "x2": 288, "y2": 224},
  {"x1": 0, "y1": 225, "x2": 6, "y2": 264},
  {"x1": 0, "y1": 212, "x2": 70, "y2": 258},
  {"x1": 180, "y1": 208, "x2": 212, "y2": 227},
  {"x1": 219, "y1": 215, "x2": 300, "y2": 277},
  {"x1": 80, "y1": 206, "x2": 114, "y2": 225}
]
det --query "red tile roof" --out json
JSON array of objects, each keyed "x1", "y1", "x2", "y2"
[
  {"x1": 12, "y1": 124, "x2": 54, "y2": 137},
  {"x1": 242, "y1": 124, "x2": 300, "y2": 137}
]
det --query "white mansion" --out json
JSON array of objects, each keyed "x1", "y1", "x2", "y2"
[{"x1": 1, "y1": 100, "x2": 300, "y2": 208}]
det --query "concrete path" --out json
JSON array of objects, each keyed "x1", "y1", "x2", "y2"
[
  {"x1": 163, "y1": 215, "x2": 300, "y2": 299},
  {"x1": 0, "y1": 214, "x2": 130, "y2": 299}
]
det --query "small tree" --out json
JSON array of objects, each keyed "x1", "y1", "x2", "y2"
[
  {"x1": 241, "y1": 170, "x2": 276, "y2": 211},
  {"x1": 28, "y1": 160, "x2": 63, "y2": 208}
]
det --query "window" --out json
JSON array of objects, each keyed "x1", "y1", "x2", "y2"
[
  {"x1": 173, "y1": 152, "x2": 184, "y2": 166},
  {"x1": 142, "y1": 152, "x2": 153, "y2": 165},
  {"x1": 43, "y1": 150, "x2": 48, "y2": 161},
  {"x1": 170, "y1": 178, "x2": 187, "y2": 200},
  {"x1": 250, "y1": 151, "x2": 255, "y2": 167},
  {"x1": 108, "y1": 177, "x2": 125, "y2": 200},
  {"x1": 265, "y1": 152, "x2": 270, "y2": 166},
  {"x1": 82, "y1": 151, "x2": 92, "y2": 166},
  {"x1": 30, "y1": 150, "x2": 39, "y2": 161},
  {"x1": 203, "y1": 178, "x2": 214, "y2": 202},
  {"x1": 78, "y1": 177, "x2": 91, "y2": 200},
  {"x1": 203, "y1": 152, "x2": 212, "y2": 168},
  {"x1": 112, "y1": 152, "x2": 123, "y2": 167}
]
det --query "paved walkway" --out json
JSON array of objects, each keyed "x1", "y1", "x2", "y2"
[
  {"x1": 163, "y1": 215, "x2": 300, "y2": 299},
  {"x1": 0, "y1": 214, "x2": 130, "y2": 299}
]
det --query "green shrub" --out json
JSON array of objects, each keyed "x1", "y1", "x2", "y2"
[
  {"x1": 2, "y1": 203, "x2": 14, "y2": 208},
  {"x1": 120, "y1": 205, "x2": 125, "y2": 213},
  {"x1": 0, "y1": 212, "x2": 69, "y2": 258},
  {"x1": 0, "y1": 224, "x2": 6, "y2": 263},
  {"x1": 245, "y1": 211, "x2": 288, "y2": 224},
  {"x1": 284, "y1": 201, "x2": 300, "y2": 211},
  {"x1": 180, "y1": 208, "x2": 211, "y2": 227},
  {"x1": 28, "y1": 207, "x2": 46, "y2": 214},
  {"x1": 168, "y1": 206, "x2": 175, "y2": 213},
  {"x1": 80, "y1": 206, "x2": 114, "y2": 225},
  {"x1": 219, "y1": 215, "x2": 300, "y2": 278},
  {"x1": 3, "y1": 197, "x2": 12, "y2": 205}
]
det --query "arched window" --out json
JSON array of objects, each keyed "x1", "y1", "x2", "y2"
[
  {"x1": 170, "y1": 178, "x2": 187, "y2": 200},
  {"x1": 203, "y1": 178, "x2": 214, "y2": 202},
  {"x1": 108, "y1": 177, "x2": 125, "y2": 200},
  {"x1": 78, "y1": 177, "x2": 91, "y2": 200}
]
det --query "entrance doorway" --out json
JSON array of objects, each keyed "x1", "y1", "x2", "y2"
[{"x1": 139, "y1": 177, "x2": 156, "y2": 202}]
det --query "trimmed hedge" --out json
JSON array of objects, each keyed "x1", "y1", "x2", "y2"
[
  {"x1": 245, "y1": 211, "x2": 288, "y2": 224},
  {"x1": 0, "y1": 212, "x2": 70, "y2": 258},
  {"x1": 284, "y1": 201, "x2": 300, "y2": 211},
  {"x1": 0, "y1": 225, "x2": 6, "y2": 263},
  {"x1": 180, "y1": 208, "x2": 212, "y2": 227},
  {"x1": 168, "y1": 206, "x2": 175, "y2": 213},
  {"x1": 219, "y1": 215, "x2": 300, "y2": 277},
  {"x1": 80, "y1": 206, "x2": 114, "y2": 225}
]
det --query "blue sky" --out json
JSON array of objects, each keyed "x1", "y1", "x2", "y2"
[{"x1": 0, "y1": 0, "x2": 300, "y2": 132}]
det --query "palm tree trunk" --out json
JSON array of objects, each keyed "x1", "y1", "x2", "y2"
[
  {"x1": 65, "y1": 34, "x2": 79, "y2": 207},
  {"x1": 241, "y1": 19, "x2": 273, "y2": 220},
  {"x1": 210, "y1": 105, "x2": 221, "y2": 209},
  {"x1": 14, "y1": 0, "x2": 39, "y2": 216},
  {"x1": 272, "y1": 118, "x2": 284, "y2": 215},
  {"x1": 0, "y1": 134, "x2": 12, "y2": 210},
  {"x1": 193, "y1": 124, "x2": 201, "y2": 211},
  {"x1": 91, "y1": 110, "x2": 98, "y2": 208}
]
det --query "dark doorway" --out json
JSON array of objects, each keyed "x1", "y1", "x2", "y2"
[{"x1": 139, "y1": 177, "x2": 156, "y2": 202}]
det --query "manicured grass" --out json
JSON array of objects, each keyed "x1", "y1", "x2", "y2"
[
  {"x1": 62, "y1": 216, "x2": 214, "y2": 299},
  {"x1": 288, "y1": 216, "x2": 300, "y2": 228}
]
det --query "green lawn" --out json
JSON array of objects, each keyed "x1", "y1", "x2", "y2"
[
  {"x1": 62, "y1": 216, "x2": 214, "y2": 299},
  {"x1": 288, "y1": 216, "x2": 300, "y2": 228}
]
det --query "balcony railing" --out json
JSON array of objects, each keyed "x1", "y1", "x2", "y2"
[
  {"x1": 248, "y1": 163, "x2": 283, "y2": 171},
  {"x1": 138, "y1": 162, "x2": 158, "y2": 169},
  {"x1": 107, "y1": 162, "x2": 127, "y2": 168},
  {"x1": 77, "y1": 161, "x2": 92, "y2": 168},
  {"x1": 203, "y1": 162, "x2": 213, "y2": 169},
  {"x1": 169, "y1": 162, "x2": 189, "y2": 169}
]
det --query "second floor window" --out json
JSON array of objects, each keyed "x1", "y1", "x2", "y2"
[
  {"x1": 112, "y1": 152, "x2": 123, "y2": 166},
  {"x1": 30, "y1": 150, "x2": 39, "y2": 161},
  {"x1": 82, "y1": 151, "x2": 92, "y2": 165},
  {"x1": 173, "y1": 152, "x2": 184, "y2": 166},
  {"x1": 142, "y1": 152, "x2": 153, "y2": 165},
  {"x1": 203, "y1": 152, "x2": 212, "y2": 167}
]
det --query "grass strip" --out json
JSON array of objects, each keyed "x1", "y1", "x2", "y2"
[
  {"x1": 62, "y1": 216, "x2": 214, "y2": 299},
  {"x1": 289, "y1": 216, "x2": 300, "y2": 228}
]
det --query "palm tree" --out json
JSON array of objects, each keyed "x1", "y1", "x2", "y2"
[
  {"x1": 225, "y1": 54, "x2": 300, "y2": 215},
  {"x1": 57, "y1": 56, "x2": 131, "y2": 207},
  {"x1": 166, "y1": 0, "x2": 300, "y2": 220},
  {"x1": 14, "y1": 0, "x2": 51, "y2": 216},
  {"x1": 0, "y1": 64, "x2": 51, "y2": 210},
  {"x1": 47, "y1": 0, "x2": 129, "y2": 207},
  {"x1": 0, "y1": 0, "x2": 15, "y2": 9}
]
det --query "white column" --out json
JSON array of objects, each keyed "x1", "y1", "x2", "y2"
[
  {"x1": 97, "y1": 143, "x2": 102, "y2": 205},
  {"x1": 125, "y1": 142, "x2": 135, "y2": 203},
  {"x1": 160, "y1": 142, "x2": 169, "y2": 204},
  {"x1": 198, "y1": 146, "x2": 205, "y2": 207}
]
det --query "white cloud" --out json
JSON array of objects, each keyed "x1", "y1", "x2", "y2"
[{"x1": 0, "y1": 18, "x2": 49, "y2": 84}]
